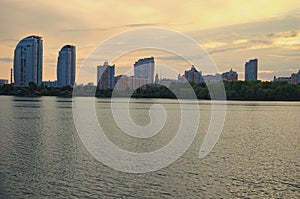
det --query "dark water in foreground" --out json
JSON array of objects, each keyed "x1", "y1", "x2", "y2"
[{"x1": 0, "y1": 96, "x2": 299, "y2": 198}]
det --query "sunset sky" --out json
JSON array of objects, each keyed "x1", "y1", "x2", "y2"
[{"x1": 0, "y1": 0, "x2": 300, "y2": 83}]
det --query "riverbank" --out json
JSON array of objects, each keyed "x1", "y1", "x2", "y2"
[{"x1": 1, "y1": 81, "x2": 300, "y2": 101}]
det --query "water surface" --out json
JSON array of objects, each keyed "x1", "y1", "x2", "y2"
[{"x1": 0, "y1": 96, "x2": 299, "y2": 198}]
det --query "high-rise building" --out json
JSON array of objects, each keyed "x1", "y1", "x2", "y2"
[
  {"x1": 222, "y1": 69, "x2": 238, "y2": 81},
  {"x1": 184, "y1": 65, "x2": 204, "y2": 84},
  {"x1": 134, "y1": 57, "x2": 155, "y2": 83},
  {"x1": 57, "y1": 45, "x2": 76, "y2": 87},
  {"x1": 245, "y1": 59, "x2": 258, "y2": 81},
  {"x1": 13, "y1": 35, "x2": 43, "y2": 87},
  {"x1": 97, "y1": 61, "x2": 115, "y2": 90}
]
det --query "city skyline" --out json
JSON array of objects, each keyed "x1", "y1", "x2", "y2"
[
  {"x1": 0, "y1": 1, "x2": 300, "y2": 82},
  {"x1": 8, "y1": 33, "x2": 300, "y2": 86},
  {"x1": 10, "y1": 37, "x2": 300, "y2": 86}
]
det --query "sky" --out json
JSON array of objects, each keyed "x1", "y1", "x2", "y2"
[{"x1": 0, "y1": 0, "x2": 300, "y2": 83}]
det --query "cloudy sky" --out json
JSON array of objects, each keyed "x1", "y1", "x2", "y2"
[{"x1": 0, "y1": 0, "x2": 300, "y2": 83}]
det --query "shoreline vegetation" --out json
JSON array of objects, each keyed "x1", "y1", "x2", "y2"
[{"x1": 1, "y1": 81, "x2": 300, "y2": 101}]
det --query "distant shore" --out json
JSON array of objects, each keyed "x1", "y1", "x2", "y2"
[
  {"x1": 1, "y1": 94, "x2": 300, "y2": 102},
  {"x1": 1, "y1": 81, "x2": 300, "y2": 101}
]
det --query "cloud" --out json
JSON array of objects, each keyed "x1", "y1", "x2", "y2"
[
  {"x1": 249, "y1": 39, "x2": 272, "y2": 45},
  {"x1": 155, "y1": 55, "x2": 182, "y2": 61},
  {"x1": 268, "y1": 30, "x2": 298, "y2": 38},
  {"x1": 124, "y1": 23, "x2": 158, "y2": 27},
  {"x1": 273, "y1": 33, "x2": 300, "y2": 48},
  {"x1": 267, "y1": 33, "x2": 276, "y2": 38},
  {"x1": 289, "y1": 68, "x2": 299, "y2": 72},
  {"x1": 61, "y1": 28, "x2": 108, "y2": 32},
  {"x1": 208, "y1": 46, "x2": 246, "y2": 54},
  {"x1": 203, "y1": 42, "x2": 227, "y2": 49},
  {"x1": 188, "y1": 13, "x2": 300, "y2": 43},
  {"x1": 233, "y1": 39, "x2": 248, "y2": 44},
  {"x1": 0, "y1": 38, "x2": 18, "y2": 42},
  {"x1": 282, "y1": 52, "x2": 300, "y2": 57},
  {"x1": 60, "y1": 23, "x2": 159, "y2": 33},
  {"x1": 240, "y1": 30, "x2": 300, "y2": 50},
  {"x1": 186, "y1": 16, "x2": 300, "y2": 57},
  {"x1": 260, "y1": 70, "x2": 276, "y2": 74},
  {"x1": 0, "y1": 57, "x2": 13, "y2": 62}
]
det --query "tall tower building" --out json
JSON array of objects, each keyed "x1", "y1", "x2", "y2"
[
  {"x1": 57, "y1": 45, "x2": 76, "y2": 87},
  {"x1": 134, "y1": 57, "x2": 155, "y2": 83},
  {"x1": 13, "y1": 35, "x2": 43, "y2": 87},
  {"x1": 97, "y1": 61, "x2": 115, "y2": 90},
  {"x1": 245, "y1": 59, "x2": 258, "y2": 81}
]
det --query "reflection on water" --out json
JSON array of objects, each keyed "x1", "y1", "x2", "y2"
[{"x1": 0, "y1": 96, "x2": 299, "y2": 198}]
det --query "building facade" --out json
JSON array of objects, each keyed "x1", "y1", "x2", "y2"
[
  {"x1": 114, "y1": 75, "x2": 127, "y2": 90},
  {"x1": 57, "y1": 45, "x2": 76, "y2": 87},
  {"x1": 203, "y1": 74, "x2": 223, "y2": 84},
  {"x1": 97, "y1": 61, "x2": 115, "y2": 90},
  {"x1": 245, "y1": 59, "x2": 258, "y2": 81},
  {"x1": 42, "y1": 80, "x2": 57, "y2": 87},
  {"x1": 273, "y1": 76, "x2": 291, "y2": 84},
  {"x1": 222, "y1": 69, "x2": 238, "y2": 81},
  {"x1": 87, "y1": 82, "x2": 94, "y2": 87},
  {"x1": 159, "y1": 78, "x2": 177, "y2": 87},
  {"x1": 184, "y1": 65, "x2": 204, "y2": 84},
  {"x1": 178, "y1": 74, "x2": 186, "y2": 83},
  {"x1": 14, "y1": 35, "x2": 43, "y2": 87},
  {"x1": 280, "y1": 70, "x2": 300, "y2": 85},
  {"x1": 134, "y1": 57, "x2": 155, "y2": 83},
  {"x1": 0, "y1": 79, "x2": 8, "y2": 86},
  {"x1": 114, "y1": 75, "x2": 149, "y2": 90},
  {"x1": 291, "y1": 73, "x2": 298, "y2": 85}
]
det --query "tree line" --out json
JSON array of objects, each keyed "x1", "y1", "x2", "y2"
[
  {"x1": 116, "y1": 81, "x2": 300, "y2": 101},
  {"x1": 1, "y1": 81, "x2": 300, "y2": 101},
  {"x1": 0, "y1": 82, "x2": 72, "y2": 96}
]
